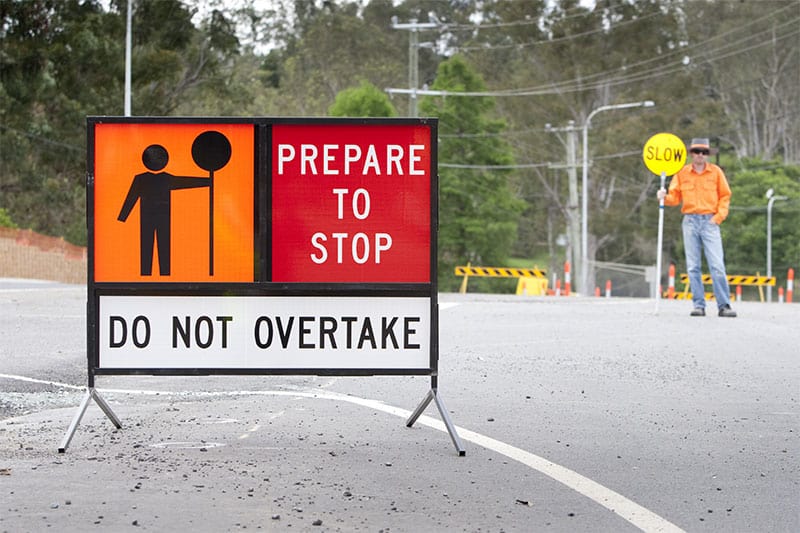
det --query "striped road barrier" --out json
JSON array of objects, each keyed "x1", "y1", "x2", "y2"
[
  {"x1": 456, "y1": 265, "x2": 547, "y2": 294},
  {"x1": 678, "y1": 274, "x2": 775, "y2": 286},
  {"x1": 674, "y1": 273, "x2": 774, "y2": 302}
]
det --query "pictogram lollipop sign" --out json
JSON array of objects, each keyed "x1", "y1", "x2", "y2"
[{"x1": 191, "y1": 131, "x2": 232, "y2": 275}]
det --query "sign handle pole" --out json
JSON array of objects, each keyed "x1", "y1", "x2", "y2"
[
  {"x1": 655, "y1": 171, "x2": 666, "y2": 314},
  {"x1": 209, "y1": 170, "x2": 214, "y2": 276}
]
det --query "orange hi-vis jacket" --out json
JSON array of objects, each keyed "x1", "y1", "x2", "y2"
[{"x1": 663, "y1": 162, "x2": 731, "y2": 225}]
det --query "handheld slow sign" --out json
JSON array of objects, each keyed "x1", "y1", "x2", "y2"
[
  {"x1": 643, "y1": 132, "x2": 686, "y2": 315},
  {"x1": 642, "y1": 133, "x2": 687, "y2": 176}
]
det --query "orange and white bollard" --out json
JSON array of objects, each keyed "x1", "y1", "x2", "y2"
[
  {"x1": 667, "y1": 263, "x2": 676, "y2": 299},
  {"x1": 778, "y1": 287, "x2": 785, "y2": 303},
  {"x1": 563, "y1": 261, "x2": 571, "y2": 296},
  {"x1": 555, "y1": 279, "x2": 562, "y2": 297},
  {"x1": 736, "y1": 285, "x2": 742, "y2": 302},
  {"x1": 787, "y1": 268, "x2": 794, "y2": 303},
  {"x1": 605, "y1": 279, "x2": 612, "y2": 298},
  {"x1": 595, "y1": 286, "x2": 601, "y2": 297}
]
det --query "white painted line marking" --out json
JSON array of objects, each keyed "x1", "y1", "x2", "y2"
[
  {"x1": 239, "y1": 423, "x2": 262, "y2": 440},
  {"x1": 179, "y1": 417, "x2": 239, "y2": 425},
  {"x1": 0, "y1": 373, "x2": 683, "y2": 532},
  {"x1": 150, "y1": 441, "x2": 225, "y2": 450},
  {"x1": 0, "y1": 374, "x2": 84, "y2": 390}
]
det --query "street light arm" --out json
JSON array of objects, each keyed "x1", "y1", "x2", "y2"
[{"x1": 586, "y1": 101, "x2": 656, "y2": 126}]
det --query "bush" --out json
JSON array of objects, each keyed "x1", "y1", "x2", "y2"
[{"x1": 0, "y1": 208, "x2": 18, "y2": 229}]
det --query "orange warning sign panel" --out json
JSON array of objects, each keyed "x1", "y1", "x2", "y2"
[{"x1": 93, "y1": 122, "x2": 255, "y2": 282}]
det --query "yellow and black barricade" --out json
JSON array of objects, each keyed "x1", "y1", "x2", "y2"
[
  {"x1": 669, "y1": 273, "x2": 775, "y2": 302},
  {"x1": 455, "y1": 264, "x2": 547, "y2": 294}
]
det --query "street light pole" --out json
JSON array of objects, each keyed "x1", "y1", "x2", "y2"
[
  {"x1": 124, "y1": 0, "x2": 132, "y2": 116},
  {"x1": 581, "y1": 100, "x2": 654, "y2": 294},
  {"x1": 766, "y1": 188, "x2": 788, "y2": 302}
]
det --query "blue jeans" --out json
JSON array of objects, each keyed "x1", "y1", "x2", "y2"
[{"x1": 682, "y1": 214, "x2": 731, "y2": 309}]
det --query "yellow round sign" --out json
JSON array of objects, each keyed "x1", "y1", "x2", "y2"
[{"x1": 642, "y1": 133, "x2": 687, "y2": 176}]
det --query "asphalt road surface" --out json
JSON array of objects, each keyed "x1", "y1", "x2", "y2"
[{"x1": 1, "y1": 280, "x2": 798, "y2": 532}]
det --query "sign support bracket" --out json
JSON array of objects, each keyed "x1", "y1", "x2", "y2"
[
  {"x1": 407, "y1": 377, "x2": 466, "y2": 456},
  {"x1": 59, "y1": 387, "x2": 122, "y2": 453}
]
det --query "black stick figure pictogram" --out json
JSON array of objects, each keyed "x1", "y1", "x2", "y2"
[{"x1": 118, "y1": 132, "x2": 231, "y2": 277}]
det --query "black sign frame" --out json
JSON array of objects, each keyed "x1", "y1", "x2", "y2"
[{"x1": 61, "y1": 116, "x2": 463, "y2": 455}]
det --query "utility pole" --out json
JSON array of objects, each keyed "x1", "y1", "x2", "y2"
[
  {"x1": 546, "y1": 121, "x2": 581, "y2": 293},
  {"x1": 390, "y1": 17, "x2": 437, "y2": 117}
]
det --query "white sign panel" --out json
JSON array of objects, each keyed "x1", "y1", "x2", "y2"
[{"x1": 99, "y1": 296, "x2": 431, "y2": 369}]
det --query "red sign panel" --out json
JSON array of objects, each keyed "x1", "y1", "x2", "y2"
[{"x1": 271, "y1": 124, "x2": 432, "y2": 283}]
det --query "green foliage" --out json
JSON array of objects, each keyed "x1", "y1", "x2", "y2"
[
  {"x1": 660, "y1": 157, "x2": 800, "y2": 289},
  {"x1": 0, "y1": 208, "x2": 18, "y2": 229},
  {"x1": 723, "y1": 161, "x2": 800, "y2": 287},
  {"x1": 267, "y1": 1, "x2": 407, "y2": 116},
  {"x1": 0, "y1": 0, "x2": 241, "y2": 245},
  {"x1": 0, "y1": 0, "x2": 120, "y2": 246},
  {"x1": 0, "y1": 0, "x2": 797, "y2": 296},
  {"x1": 329, "y1": 81, "x2": 397, "y2": 117},
  {"x1": 420, "y1": 56, "x2": 525, "y2": 291}
]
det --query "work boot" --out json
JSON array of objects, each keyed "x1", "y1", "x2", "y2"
[
  {"x1": 718, "y1": 304, "x2": 737, "y2": 317},
  {"x1": 690, "y1": 308, "x2": 705, "y2": 317}
]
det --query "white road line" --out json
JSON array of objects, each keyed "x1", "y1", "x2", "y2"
[
  {"x1": 239, "y1": 423, "x2": 262, "y2": 440},
  {"x1": 0, "y1": 373, "x2": 683, "y2": 533}
]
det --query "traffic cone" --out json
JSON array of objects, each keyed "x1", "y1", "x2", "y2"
[
  {"x1": 667, "y1": 263, "x2": 676, "y2": 299},
  {"x1": 787, "y1": 268, "x2": 794, "y2": 303},
  {"x1": 605, "y1": 279, "x2": 612, "y2": 298},
  {"x1": 564, "y1": 261, "x2": 571, "y2": 296}
]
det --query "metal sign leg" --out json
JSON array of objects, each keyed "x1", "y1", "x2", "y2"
[
  {"x1": 58, "y1": 388, "x2": 122, "y2": 453},
  {"x1": 407, "y1": 388, "x2": 466, "y2": 456}
]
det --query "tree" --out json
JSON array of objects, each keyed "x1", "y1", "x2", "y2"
[
  {"x1": 1, "y1": 0, "x2": 122, "y2": 243},
  {"x1": 0, "y1": 208, "x2": 17, "y2": 229},
  {"x1": 329, "y1": 80, "x2": 397, "y2": 117},
  {"x1": 419, "y1": 55, "x2": 525, "y2": 291},
  {"x1": 680, "y1": 0, "x2": 800, "y2": 163},
  {"x1": 266, "y1": 0, "x2": 407, "y2": 116},
  {"x1": 719, "y1": 160, "x2": 800, "y2": 291},
  {"x1": 0, "y1": 0, "x2": 243, "y2": 244},
  {"x1": 129, "y1": 0, "x2": 241, "y2": 115},
  {"x1": 1, "y1": 0, "x2": 798, "y2": 292}
]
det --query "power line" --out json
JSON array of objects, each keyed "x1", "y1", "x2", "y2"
[
  {"x1": 453, "y1": 11, "x2": 660, "y2": 52},
  {"x1": 387, "y1": 6, "x2": 798, "y2": 99},
  {"x1": 0, "y1": 124, "x2": 82, "y2": 152},
  {"x1": 439, "y1": 148, "x2": 645, "y2": 170},
  {"x1": 388, "y1": 21, "x2": 799, "y2": 98}
]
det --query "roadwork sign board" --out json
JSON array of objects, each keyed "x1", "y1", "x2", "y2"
[{"x1": 87, "y1": 117, "x2": 438, "y2": 377}]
